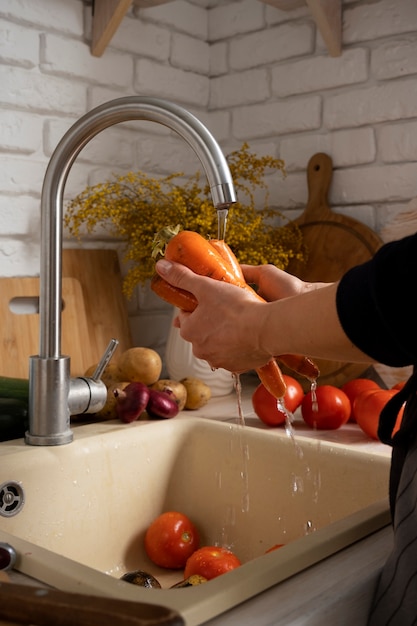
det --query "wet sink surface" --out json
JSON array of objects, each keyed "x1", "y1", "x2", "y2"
[{"x1": 0, "y1": 416, "x2": 390, "y2": 625}]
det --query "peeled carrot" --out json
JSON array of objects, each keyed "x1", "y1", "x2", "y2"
[
  {"x1": 276, "y1": 353, "x2": 319, "y2": 382},
  {"x1": 151, "y1": 227, "x2": 318, "y2": 399},
  {"x1": 209, "y1": 239, "x2": 246, "y2": 284},
  {"x1": 210, "y1": 239, "x2": 319, "y2": 383},
  {"x1": 155, "y1": 227, "x2": 245, "y2": 286},
  {"x1": 151, "y1": 273, "x2": 197, "y2": 313}
]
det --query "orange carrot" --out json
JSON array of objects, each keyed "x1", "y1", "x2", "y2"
[
  {"x1": 153, "y1": 272, "x2": 287, "y2": 397},
  {"x1": 164, "y1": 229, "x2": 246, "y2": 286},
  {"x1": 209, "y1": 239, "x2": 246, "y2": 284},
  {"x1": 210, "y1": 239, "x2": 320, "y2": 383},
  {"x1": 276, "y1": 354, "x2": 319, "y2": 382},
  {"x1": 151, "y1": 273, "x2": 197, "y2": 313},
  {"x1": 152, "y1": 227, "x2": 320, "y2": 397},
  {"x1": 151, "y1": 228, "x2": 287, "y2": 398}
]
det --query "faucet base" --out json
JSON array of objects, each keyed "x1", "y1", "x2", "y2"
[
  {"x1": 26, "y1": 356, "x2": 73, "y2": 446},
  {"x1": 25, "y1": 431, "x2": 73, "y2": 446}
]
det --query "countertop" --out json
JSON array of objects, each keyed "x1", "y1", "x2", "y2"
[
  {"x1": 192, "y1": 372, "x2": 392, "y2": 459},
  {"x1": 5, "y1": 373, "x2": 394, "y2": 625}
]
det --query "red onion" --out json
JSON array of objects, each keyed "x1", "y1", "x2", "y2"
[
  {"x1": 146, "y1": 388, "x2": 179, "y2": 419},
  {"x1": 114, "y1": 382, "x2": 150, "y2": 423}
]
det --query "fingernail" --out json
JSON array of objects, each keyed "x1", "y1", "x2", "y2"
[{"x1": 156, "y1": 259, "x2": 172, "y2": 275}]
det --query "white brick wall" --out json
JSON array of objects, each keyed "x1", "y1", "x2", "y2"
[
  {"x1": 229, "y1": 21, "x2": 314, "y2": 69},
  {"x1": 0, "y1": 0, "x2": 417, "y2": 371},
  {"x1": 271, "y1": 48, "x2": 368, "y2": 97},
  {"x1": 41, "y1": 34, "x2": 133, "y2": 87}
]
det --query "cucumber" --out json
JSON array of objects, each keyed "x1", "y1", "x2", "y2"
[
  {"x1": 0, "y1": 376, "x2": 29, "y2": 402},
  {"x1": 0, "y1": 398, "x2": 29, "y2": 442}
]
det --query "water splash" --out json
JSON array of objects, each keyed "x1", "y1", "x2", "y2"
[
  {"x1": 231, "y1": 373, "x2": 250, "y2": 512},
  {"x1": 310, "y1": 379, "x2": 318, "y2": 412},
  {"x1": 290, "y1": 473, "x2": 304, "y2": 495},
  {"x1": 277, "y1": 397, "x2": 304, "y2": 461},
  {"x1": 233, "y1": 373, "x2": 245, "y2": 427},
  {"x1": 218, "y1": 504, "x2": 236, "y2": 550}
]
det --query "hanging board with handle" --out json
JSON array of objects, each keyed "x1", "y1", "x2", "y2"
[
  {"x1": 62, "y1": 248, "x2": 132, "y2": 367},
  {"x1": 0, "y1": 277, "x2": 95, "y2": 379},
  {"x1": 0, "y1": 250, "x2": 132, "y2": 380},
  {"x1": 284, "y1": 152, "x2": 383, "y2": 388}
]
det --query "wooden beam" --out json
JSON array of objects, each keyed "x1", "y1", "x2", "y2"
[
  {"x1": 306, "y1": 0, "x2": 342, "y2": 57},
  {"x1": 91, "y1": 0, "x2": 133, "y2": 57}
]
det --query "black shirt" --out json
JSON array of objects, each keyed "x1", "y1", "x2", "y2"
[{"x1": 336, "y1": 233, "x2": 417, "y2": 367}]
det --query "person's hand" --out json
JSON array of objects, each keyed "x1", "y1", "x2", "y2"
[
  {"x1": 155, "y1": 260, "x2": 369, "y2": 371},
  {"x1": 242, "y1": 264, "x2": 323, "y2": 301},
  {"x1": 155, "y1": 259, "x2": 270, "y2": 372}
]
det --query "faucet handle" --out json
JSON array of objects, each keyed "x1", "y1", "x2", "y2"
[
  {"x1": 68, "y1": 338, "x2": 119, "y2": 416},
  {"x1": 92, "y1": 338, "x2": 119, "y2": 381}
]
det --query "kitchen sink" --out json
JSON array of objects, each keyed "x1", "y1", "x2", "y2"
[{"x1": 0, "y1": 415, "x2": 390, "y2": 625}]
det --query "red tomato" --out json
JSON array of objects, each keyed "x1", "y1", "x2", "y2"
[
  {"x1": 252, "y1": 375, "x2": 304, "y2": 427},
  {"x1": 392, "y1": 381, "x2": 406, "y2": 391},
  {"x1": 184, "y1": 546, "x2": 241, "y2": 580},
  {"x1": 354, "y1": 389, "x2": 404, "y2": 440},
  {"x1": 144, "y1": 511, "x2": 200, "y2": 569},
  {"x1": 340, "y1": 378, "x2": 381, "y2": 422},
  {"x1": 301, "y1": 385, "x2": 350, "y2": 430}
]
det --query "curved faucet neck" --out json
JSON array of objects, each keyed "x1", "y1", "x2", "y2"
[{"x1": 39, "y1": 96, "x2": 236, "y2": 360}]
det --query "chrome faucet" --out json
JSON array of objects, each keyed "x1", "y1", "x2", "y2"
[{"x1": 25, "y1": 96, "x2": 237, "y2": 446}]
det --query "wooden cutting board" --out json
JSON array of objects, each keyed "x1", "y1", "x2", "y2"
[
  {"x1": 0, "y1": 277, "x2": 95, "y2": 378},
  {"x1": 0, "y1": 581, "x2": 184, "y2": 626},
  {"x1": 0, "y1": 250, "x2": 132, "y2": 379},
  {"x1": 62, "y1": 249, "x2": 132, "y2": 366},
  {"x1": 284, "y1": 152, "x2": 383, "y2": 388}
]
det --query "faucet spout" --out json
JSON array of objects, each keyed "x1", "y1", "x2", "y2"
[{"x1": 26, "y1": 96, "x2": 237, "y2": 446}]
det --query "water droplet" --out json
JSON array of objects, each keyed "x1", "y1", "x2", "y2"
[
  {"x1": 290, "y1": 474, "x2": 304, "y2": 495},
  {"x1": 241, "y1": 491, "x2": 250, "y2": 513},
  {"x1": 215, "y1": 470, "x2": 222, "y2": 489},
  {"x1": 305, "y1": 519, "x2": 316, "y2": 534}
]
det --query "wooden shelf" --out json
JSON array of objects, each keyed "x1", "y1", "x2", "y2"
[
  {"x1": 306, "y1": 0, "x2": 342, "y2": 56},
  {"x1": 260, "y1": 0, "x2": 342, "y2": 56},
  {"x1": 91, "y1": 0, "x2": 342, "y2": 58},
  {"x1": 91, "y1": 0, "x2": 175, "y2": 57},
  {"x1": 91, "y1": 0, "x2": 133, "y2": 57}
]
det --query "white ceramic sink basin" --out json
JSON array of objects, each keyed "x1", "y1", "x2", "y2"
[{"x1": 0, "y1": 416, "x2": 390, "y2": 625}]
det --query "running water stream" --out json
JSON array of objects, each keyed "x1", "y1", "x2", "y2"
[
  {"x1": 217, "y1": 207, "x2": 229, "y2": 241},
  {"x1": 216, "y1": 208, "x2": 319, "y2": 539}
]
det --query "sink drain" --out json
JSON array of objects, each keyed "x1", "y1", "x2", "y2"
[{"x1": 0, "y1": 482, "x2": 25, "y2": 517}]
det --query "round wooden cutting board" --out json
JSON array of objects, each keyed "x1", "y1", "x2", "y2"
[{"x1": 284, "y1": 152, "x2": 383, "y2": 388}]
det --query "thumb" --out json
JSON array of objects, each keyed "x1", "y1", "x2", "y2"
[{"x1": 155, "y1": 259, "x2": 199, "y2": 292}]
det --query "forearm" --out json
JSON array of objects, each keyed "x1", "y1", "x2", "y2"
[
  {"x1": 156, "y1": 259, "x2": 375, "y2": 372},
  {"x1": 260, "y1": 282, "x2": 375, "y2": 364}
]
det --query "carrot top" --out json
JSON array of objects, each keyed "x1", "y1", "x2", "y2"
[{"x1": 152, "y1": 224, "x2": 182, "y2": 259}]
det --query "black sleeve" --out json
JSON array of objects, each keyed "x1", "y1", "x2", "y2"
[{"x1": 336, "y1": 233, "x2": 417, "y2": 367}]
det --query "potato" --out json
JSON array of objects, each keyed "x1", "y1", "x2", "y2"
[
  {"x1": 151, "y1": 379, "x2": 187, "y2": 411},
  {"x1": 84, "y1": 361, "x2": 122, "y2": 387},
  {"x1": 95, "y1": 381, "x2": 130, "y2": 420},
  {"x1": 181, "y1": 377, "x2": 211, "y2": 410},
  {"x1": 118, "y1": 347, "x2": 162, "y2": 386}
]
